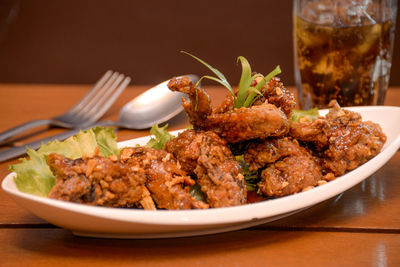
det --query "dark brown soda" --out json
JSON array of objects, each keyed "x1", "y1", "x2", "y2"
[{"x1": 295, "y1": 16, "x2": 394, "y2": 108}]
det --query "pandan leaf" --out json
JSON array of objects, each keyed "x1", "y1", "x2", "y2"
[
  {"x1": 254, "y1": 65, "x2": 282, "y2": 92},
  {"x1": 182, "y1": 51, "x2": 282, "y2": 110},
  {"x1": 243, "y1": 65, "x2": 282, "y2": 107},
  {"x1": 196, "y1": 75, "x2": 233, "y2": 92},
  {"x1": 243, "y1": 86, "x2": 264, "y2": 107},
  {"x1": 235, "y1": 56, "x2": 253, "y2": 108},
  {"x1": 181, "y1": 51, "x2": 233, "y2": 95}
]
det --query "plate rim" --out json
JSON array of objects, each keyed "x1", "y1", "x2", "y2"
[{"x1": 2, "y1": 106, "x2": 400, "y2": 227}]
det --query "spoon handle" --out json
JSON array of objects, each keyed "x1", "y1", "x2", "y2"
[{"x1": 0, "y1": 121, "x2": 122, "y2": 162}]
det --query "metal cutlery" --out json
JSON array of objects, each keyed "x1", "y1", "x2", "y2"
[{"x1": 0, "y1": 70, "x2": 131, "y2": 145}]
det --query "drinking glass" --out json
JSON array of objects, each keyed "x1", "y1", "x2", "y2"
[{"x1": 293, "y1": 0, "x2": 397, "y2": 109}]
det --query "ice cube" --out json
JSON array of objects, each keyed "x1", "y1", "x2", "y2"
[
  {"x1": 346, "y1": 4, "x2": 376, "y2": 26},
  {"x1": 357, "y1": 23, "x2": 381, "y2": 54},
  {"x1": 300, "y1": 0, "x2": 378, "y2": 27}
]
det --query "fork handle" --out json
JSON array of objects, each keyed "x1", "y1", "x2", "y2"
[
  {"x1": 0, "y1": 127, "x2": 85, "y2": 162},
  {"x1": 0, "y1": 122, "x2": 120, "y2": 162},
  {"x1": 0, "y1": 119, "x2": 53, "y2": 145},
  {"x1": 0, "y1": 121, "x2": 125, "y2": 162}
]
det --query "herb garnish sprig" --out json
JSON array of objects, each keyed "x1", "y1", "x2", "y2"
[{"x1": 181, "y1": 51, "x2": 281, "y2": 109}]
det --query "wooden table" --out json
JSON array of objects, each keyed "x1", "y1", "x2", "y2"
[{"x1": 0, "y1": 84, "x2": 399, "y2": 266}]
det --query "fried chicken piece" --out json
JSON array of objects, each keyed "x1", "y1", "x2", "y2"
[
  {"x1": 47, "y1": 153, "x2": 147, "y2": 208},
  {"x1": 244, "y1": 138, "x2": 305, "y2": 172},
  {"x1": 206, "y1": 103, "x2": 289, "y2": 143},
  {"x1": 167, "y1": 76, "x2": 212, "y2": 125},
  {"x1": 290, "y1": 101, "x2": 386, "y2": 176},
  {"x1": 165, "y1": 130, "x2": 247, "y2": 208},
  {"x1": 252, "y1": 77, "x2": 296, "y2": 116},
  {"x1": 168, "y1": 76, "x2": 289, "y2": 143},
  {"x1": 120, "y1": 147, "x2": 208, "y2": 210},
  {"x1": 213, "y1": 93, "x2": 234, "y2": 114},
  {"x1": 244, "y1": 138, "x2": 322, "y2": 197},
  {"x1": 289, "y1": 118, "x2": 329, "y2": 147},
  {"x1": 212, "y1": 77, "x2": 296, "y2": 116}
]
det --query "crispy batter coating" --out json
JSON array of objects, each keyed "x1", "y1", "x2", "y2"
[
  {"x1": 47, "y1": 153, "x2": 147, "y2": 208},
  {"x1": 46, "y1": 84, "x2": 387, "y2": 208},
  {"x1": 168, "y1": 76, "x2": 289, "y2": 142},
  {"x1": 47, "y1": 147, "x2": 208, "y2": 210},
  {"x1": 244, "y1": 138, "x2": 322, "y2": 197},
  {"x1": 212, "y1": 77, "x2": 296, "y2": 116},
  {"x1": 167, "y1": 76, "x2": 212, "y2": 125},
  {"x1": 252, "y1": 77, "x2": 296, "y2": 116},
  {"x1": 204, "y1": 103, "x2": 289, "y2": 143},
  {"x1": 290, "y1": 101, "x2": 386, "y2": 176},
  {"x1": 120, "y1": 147, "x2": 209, "y2": 210},
  {"x1": 165, "y1": 129, "x2": 247, "y2": 208}
]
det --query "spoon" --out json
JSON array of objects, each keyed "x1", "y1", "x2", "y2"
[
  {"x1": 116, "y1": 74, "x2": 197, "y2": 129},
  {"x1": 0, "y1": 75, "x2": 198, "y2": 162}
]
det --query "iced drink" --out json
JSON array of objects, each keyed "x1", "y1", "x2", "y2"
[{"x1": 294, "y1": 0, "x2": 396, "y2": 108}]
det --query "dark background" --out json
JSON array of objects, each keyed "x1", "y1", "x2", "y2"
[{"x1": 0, "y1": 0, "x2": 399, "y2": 86}]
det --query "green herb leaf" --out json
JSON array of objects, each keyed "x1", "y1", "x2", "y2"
[
  {"x1": 241, "y1": 65, "x2": 282, "y2": 108},
  {"x1": 242, "y1": 86, "x2": 264, "y2": 107},
  {"x1": 190, "y1": 184, "x2": 207, "y2": 202},
  {"x1": 290, "y1": 108, "x2": 319, "y2": 122},
  {"x1": 256, "y1": 65, "x2": 282, "y2": 90},
  {"x1": 235, "y1": 56, "x2": 253, "y2": 108},
  {"x1": 181, "y1": 51, "x2": 233, "y2": 95},
  {"x1": 235, "y1": 155, "x2": 260, "y2": 191},
  {"x1": 197, "y1": 75, "x2": 233, "y2": 94},
  {"x1": 10, "y1": 127, "x2": 119, "y2": 197},
  {"x1": 182, "y1": 52, "x2": 282, "y2": 109},
  {"x1": 145, "y1": 124, "x2": 175, "y2": 150}
]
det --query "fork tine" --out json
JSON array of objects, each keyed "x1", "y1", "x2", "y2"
[
  {"x1": 75, "y1": 72, "x2": 122, "y2": 117},
  {"x1": 67, "y1": 70, "x2": 113, "y2": 114},
  {"x1": 0, "y1": 70, "x2": 128, "y2": 146},
  {"x1": 76, "y1": 72, "x2": 120, "y2": 114},
  {"x1": 82, "y1": 75, "x2": 131, "y2": 123},
  {"x1": 83, "y1": 74, "x2": 125, "y2": 117}
]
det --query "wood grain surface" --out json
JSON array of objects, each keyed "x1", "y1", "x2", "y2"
[{"x1": 0, "y1": 84, "x2": 399, "y2": 266}]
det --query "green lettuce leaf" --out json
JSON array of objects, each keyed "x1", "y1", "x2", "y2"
[
  {"x1": 290, "y1": 108, "x2": 319, "y2": 122},
  {"x1": 145, "y1": 124, "x2": 175, "y2": 150},
  {"x1": 9, "y1": 127, "x2": 119, "y2": 197},
  {"x1": 92, "y1": 127, "x2": 120, "y2": 156}
]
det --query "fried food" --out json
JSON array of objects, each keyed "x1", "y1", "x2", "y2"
[
  {"x1": 167, "y1": 76, "x2": 289, "y2": 143},
  {"x1": 47, "y1": 153, "x2": 147, "y2": 208},
  {"x1": 45, "y1": 75, "x2": 387, "y2": 210},
  {"x1": 165, "y1": 129, "x2": 247, "y2": 208},
  {"x1": 119, "y1": 147, "x2": 209, "y2": 210},
  {"x1": 213, "y1": 77, "x2": 296, "y2": 116},
  {"x1": 47, "y1": 147, "x2": 209, "y2": 210},
  {"x1": 167, "y1": 76, "x2": 212, "y2": 126},
  {"x1": 252, "y1": 77, "x2": 296, "y2": 116},
  {"x1": 290, "y1": 101, "x2": 386, "y2": 176},
  {"x1": 244, "y1": 138, "x2": 322, "y2": 197}
]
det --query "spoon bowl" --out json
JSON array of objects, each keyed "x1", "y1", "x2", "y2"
[
  {"x1": 0, "y1": 75, "x2": 198, "y2": 161},
  {"x1": 118, "y1": 74, "x2": 197, "y2": 129}
]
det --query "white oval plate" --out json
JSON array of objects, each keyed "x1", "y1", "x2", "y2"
[{"x1": 2, "y1": 106, "x2": 400, "y2": 239}]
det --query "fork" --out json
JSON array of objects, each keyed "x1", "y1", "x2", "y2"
[{"x1": 0, "y1": 70, "x2": 131, "y2": 145}]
